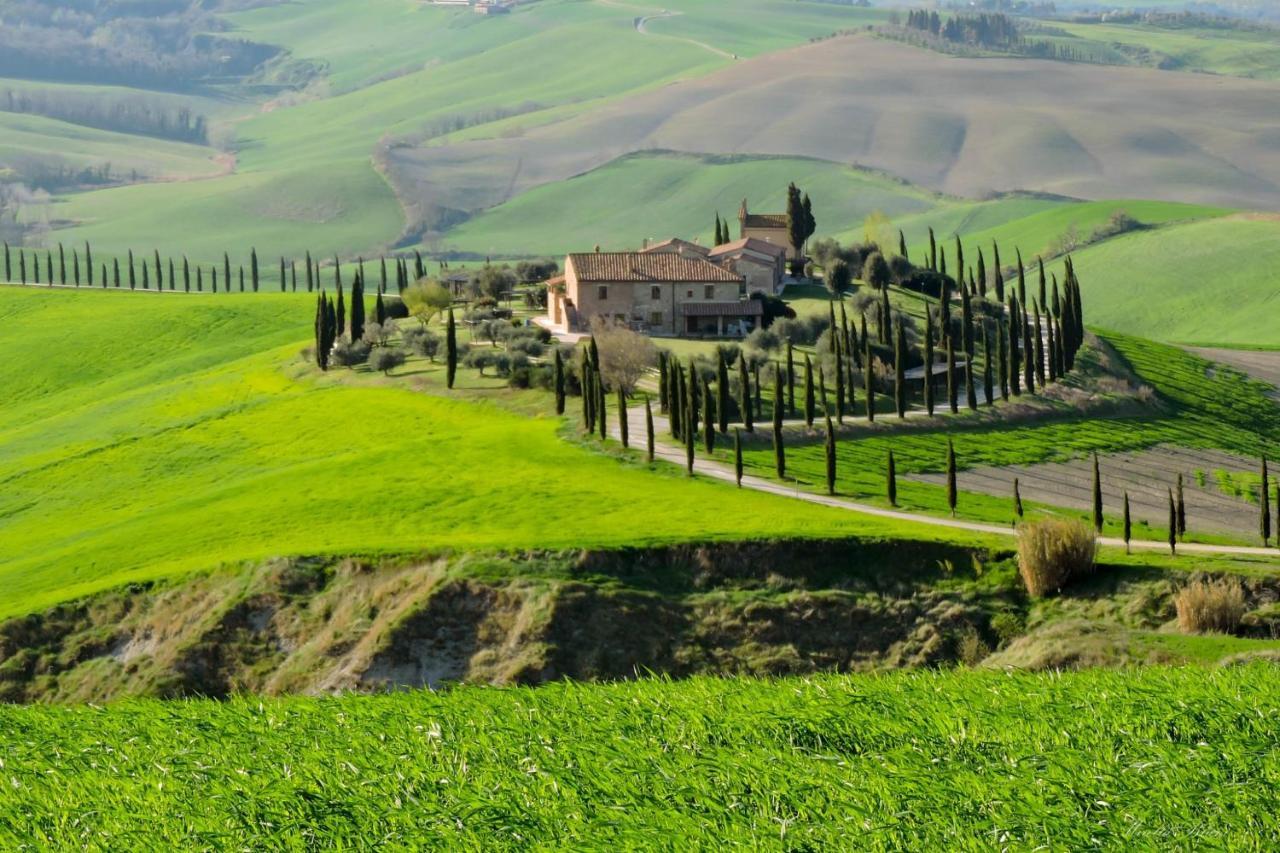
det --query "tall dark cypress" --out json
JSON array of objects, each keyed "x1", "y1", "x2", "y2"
[
  {"x1": 992, "y1": 241, "x2": 1004, "y2": 302},
  {"x1": 685, "y1": 374, "x2": 696, "y2": 476},
  {"x1": 1008, "y1": 296, "x2": 1021, "y2": 396},
  {"x1": 1168, "y1": 489, "x2": 1177, "y2": 555},
  {"x1": 597, "y1": 368, "x2": 608, "y2": 442},
  {"x1": 250, "y1": 248, "x2": 259, "y2": 292},
  {"x1": 280, "y1": 258, "x2": 287, "y2": 293},
  {"x1": 886, "y1": 449, "x2": 897, "y2": 506},
  {"x1": 292, "y1": 260, "x2": 298, "y2": 292},
  {"x1": 618, "y1": 387, "x2": 629, "y2": 449},
  {"x1": 865, "y1": 334, "x2": 875, "y2": 422},
  {"x1": 223, "y1": 253, "x2": 230, "y2": 294},
  {"x1": 964, "y1": 352, "x2": 977, "y2": 412},
  {"x1": 446, "y1": 308, "x2": 457, "y2": 389},
  {"x1": 1092, "y1": 453, "x2": 1103, "y2": 533},
  {"x1": 130, "y1": 249, "x2": 138, "y2": 288},
  {"x1": 375, "y1": 292, "x2": 386, "y2": 325},
  {"x1": 738, "y1": 354, "x2": 753, "y2": 432},
  {"x1": 1038, "y1": 256, "x2": 1048, "y2": 311},
  {"x1": 1014, "y1": 477, "x2": 1023, "y2": 519},
  {"x1": 197, "y1": 267, "x2": 203, "y2": 292},
  {"x1": 336, "y1": 284, "x2": 345, "y2": 336},
  {"x1": 946, "y1": 332, "x2": 957, "y2": 414},
  {"x1": 773, "y1": 365, "x2": 785, "y2": 479},
  {"x1": 924, "y1": 309, "x2": 935, "y2": 416},
  {"x1": 824, "y1": 416, "x2": 837, "y2": 496},
  {"x1": 928, "y1": 227, "x2": 937, "y2": 271},
  {"x1": 976, "y1": 248, "x2": 987, "y2": 299},
  {"x1": 73, "y1": 250, "x2": 80, "y2": 286},
  {"x1": 582, "y1": 350, "x2": 595, "y2": 433},
  {"x1": 58, "y1": 243, "x2": 65, "y2": 284},
  {"x1": 85, "y1": 242, "x2": 92, "y2": 286},
  {"x1": 1123, "y1": 492, "x2": 1131, "y2": 553},
  {"x1": 803, "y1": 355, "x2": 815, "y2": 428},
  {"x1": 113, "y1": 258, "x2": 120, "y2": 288},
  {"x1": 350, "y1": 273, "x2": 366, "y2": 342},
  {"x1": 1022, "y1": 306, "x2": 1035, "y2": 394},
  {"x1": 834, "y1": 334, "x2": 845, "y2": 424},
  {"x1": 670, "y1": 363, "x2": 682, "y2": 440},
  {"x1": 946, "y1": 440, "x2": 957, "y2": 517},
  {"x1": 239, "y1": 267, "x2": 244, "y2": 292},
  {"x1": 753, "y1": 363, "x2": 763, "y2": 421},
  {"x1": 1046, "y1": 314, "x2": 1057, "y2": 382},
  {"x1": 554, "y1": 349, "x2": 566, "y2": 415},
  {"x1": 786, "y1": 340, "x2": 796, "y2": 417},
  {"x1": 1033, "y1": 303, "x2": 1045, "y2": 388},
  {"x1": 305, "y1": 252, "x2": 314, "y2": 292},
  {"x1": 3, "y1": 242, "x2": 9, "y2": 282},
  {"x1": 45, "y1": 251, "x2": 51, "y2": 285},
  {"x1": 380, "y1": 257, "x2": 388, "y2": 294},
  {"x1": 982, "y1": 322, "x2": 993, "y2": 407},
  {"x1": 153, "y1": 250, "x2": 162, "y2": 290},
  {"x1": 646, "y1": 398, "x2": 656, "y2": 463},
  {"x1": 1262, "y1": 459, "x2": 1272, "y2": 546},
  {"x1": 168, "y1": 258, "x2": 175, "y2": 291},
  {"x1": 894, "y1": 316, "x2": 907, "y2": 418},
  {"x1": 19, "y1": 251, "x2": 26, "y2": 284},
  {"x1": 141, "y1": 263, "x2": 148, "y2": 290},
  {"x1": 658, "y1": 352, "x2": 669, "y2": 414},
  {"x1": 998, "y1": 320, "x2": 1009, "y2": 401},
  {"x1": 183, "y1": 257, "x2": 190, "y2": 292},
  {"x1": 717, "y1": 355, "x2": 730, "y2": 434}
]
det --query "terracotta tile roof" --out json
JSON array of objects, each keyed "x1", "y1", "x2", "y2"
[
  {"x1": 708, "y1": 237, "x2": 788, "y2": 259},
  {"x1": 544, "y1": 275, "x2": 565, "y2": 287},
  {"x1": 741, "y1": 212, "x2": 788, "y2": 229},
  {"x1": 641, "y1": 237, "x2": 710, "y2": 256},
  {"x1": 568, "y1": 252, "x2": 743, "y2": 283},
  {"x1": 683, "y1": 300, "x2": 764, "y2": 317}
]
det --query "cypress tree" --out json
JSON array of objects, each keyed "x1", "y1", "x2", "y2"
[
  {"x1": 168, "y1": 258, "x2": 175, "y2": 291},
  {"x1": 101, "y1": 263, "x2": 107, "y2": 288},
  {"x1": 717, "y1": 355, "x2": 730, "y2": 433},
  {"x1": 553, "y1": 349, "x2": 566, "y2": 414},
  {"x1": 976, "y1": 248, "x2": 986, "y2": 299},
  {"x1": 1046, "y1": 313, "x2": 1057, "y2": 382},
  {"x1": 738, "y1": 354, "x2": 753, "y2": 432},
  {"x1": 197, "y1": 267, "x2": 203, "y2": 292},
  {"x1": 113, "y1": 258, "x2": 120, "y2": 288},
  {"x1": 239, "y1": 267, "x2": 245, "y2": 292},
  {"x1": 1022, "y1": 308, "x2": 1035, "y2": 394},
  {"x1": 923, "y1": 309, "x2": 935, "y2": 416},
  {"x1": 734, "y1": 428, "x2": 743, "y2": 487},
  {"x1": 670, "y1": 363, "x2": 682, "y2": 440},
  {"x1": 85, "y1": 242, "x2": 92, "y2": 286},
  {"x1": 292, "y1": 260, "x2": 298, "y2": 292},
  {"x1": 141, "y1": 263, "x2": 148, "y2": 290},
  {"x1": 380, "y1": 257, "x2": 388, "y2": 294},
  {"x1": 786, "y1": 340, "x2": 796, "y2": 417},
  {"x1": 646, "y1": 397, "x2": 656, "y2": 463},
  {"x1": 955, "y1": 237, "x2": 963, "y2": 288},
  {"x1": 1092, "y1": 452, "x2": 1103, "y2": 533},
  {"x1": 992, "y1": 241, "x2": 1004, "y2": 302},
  {"x1": 1033, "y1": 303, "x2": 1045, "y2": 388},
  {"x1": 375, "y1": 292, "x2": 387, "y2": 326},
  {"x1": 964, "y1": 355, "x2": 977, "y2": 411},
  {"x1": 58, "y1": 243, "x2": 65, "y2": 284},
  {"x1": 223, "y1": 253, "x2": 230, "y2": 293},
  {"x1": 1008, "y1": 296, "x2": 1021, "y2": 396},
  {"x1": 946, "y1": 332, "x2": 957, "y2": 414},
  {"x1": 1123, "y1": 492, "x2": 1132, "y2": 554},
  {"x1": 998, "y1": 319, "x2": 1009, "y2": 401},
  {"x1": 857, "y1": 314, "x2": 868, "y2": 369},
  {"x1": 1038, "y1": 256, "x2": 1048, "y2": 310},
  {"x1": 893, "y1": 316, "x2": 907, "y2": 418},
  {"x1": 351, "y1": 273, "x2": 366, "y2": 342},
  {"x1": 982, "y1": 322, "x2": 993, "y2": 407},
  {"x1": 73, "y1": 250, "x2": 80, "y2": 286},
  {"x1": 19, "y1": 251, "x2": 25, "y2": 284},
  {"x1": 336, "y1": 284, "x2": 345, "y2": 336},
  {"x1": 928, "y1": 227, "x2": 937, "y2": 271},
  {"x1": 46, "y1": 251, "x2": 52, "y2": 285},
  {"x1": 685, "y1": 375, "x2": 696, "y2": 475},
  {"x1": 618, "y1": 387, "x2": 629, "y2": 448},
  {"x1": 879, "y1": 288, "x2": 891, "y2": 345},
  {"x1": 1275, "y1": 482, "x2": 1279, "y2": 549},
  {"x1": 1168, "y1": 489, "x2": 1177, "y2": 555},
  {"x1": 865, "y1": 334, "x2": 875, "y2": 422},
  {"x1": 250, "y1": 248, "x2": 259, "y2": 292},
  {"x1": 773, "y1": 365, "x2": 785, "y2": 479},
  {"x1": 818, "y1": 366, "x2": 829, "y2": 420},
  {"x1": 183, "y1": 257, "x2": 190, "y2": 292},
  {"x1": 305, "y1": 252, "x2": 314, "y2": 292},
  {"x1": 658, "y1": 352, "x2": 669, "y2": 414},
  {"x1": 688, "y1": 358, "x2": 699, "y2": 438},
  {"x1": 1262, "y1": 458, "x2": 1272, "y2": 546},
  {"x1": 898, "y1": 230, "x2": 908, "y2": 261},
  {"x1": 3, "y1": 242, "x2": 8, "y2": 282},
  {"x1": 582, "y1": 350, "x2": 595, "y2": 433},
  {"x1": 1014, "y1": 477, "x2": 1023, "y2": 519},
  {"x1": 445, "y1": 308, "x2": 457, "y2": 389},
  {"x1": 598, "y1": 372, "x2": 608, "y2": 441},
  {"x1": 887, "y1": 449, "x2": 897, "y2": 506},
  {"x1": 803, "y1": 355, "x2": 815, "y2": 428},
  {"x1": 154, "y1": 250, "x2": 162, "y2": 290},
  {"x1": 946, "y1": 440, "x2": 957, "y2": 517},
  {"x1": 834, "y1": 334, "x2": 845, "y2": 423},
  {"x1": 211, "y1": 265, "x2": 216, "y2": 292},
  {"x1": 825, "y1": 415, "x2": 837, "y2": 496}
]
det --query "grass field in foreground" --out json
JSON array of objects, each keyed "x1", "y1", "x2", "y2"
[
  {"x1": 3, "y1": 666, "x2": 1279, "y2": 846},
  {"x1": 0, "y1": 285, "x2": 996, "y2": 619}
]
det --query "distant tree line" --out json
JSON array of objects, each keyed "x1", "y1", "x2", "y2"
[{"x1": 0, "y1": 86, "x2": 208, "y2": 144}]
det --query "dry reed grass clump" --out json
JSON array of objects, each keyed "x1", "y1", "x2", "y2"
[
  {"x1": 1017, "y1": 519, "x2": 1098, "y2": 598},
  {"x1": 1175, "y1": 578, "x2": 1246, "y2": 635}
]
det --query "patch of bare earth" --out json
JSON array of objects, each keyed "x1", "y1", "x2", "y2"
[{"x1": 1186, "y1": 347, "x2": 1280, "y2": 401}]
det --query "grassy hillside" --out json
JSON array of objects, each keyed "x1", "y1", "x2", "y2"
[
  {"x1": 446, "y1": 152, "x2": 938, "y2": 257},
  {"x1": 4, "y1": 667, "x2": 1279, "y2": 846},
  {"x1": 1043, "y1": 18, "x2": 1280, "y2": 80},
  {"x1": 1045, "y1": 215, "x2": 1280, "y2": 347},
  {"x1": 0, "y1": 285, "x2": 994, "y2": 619}
]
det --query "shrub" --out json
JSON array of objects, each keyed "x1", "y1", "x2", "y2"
[
  {"x1": 369, "y1": 347, "x2": 406, "y2": 375},
  {"x1": 1175, "y1": 578, "x2": 1246, "y2": 635},
  {"x1": 744, "y1": 326, "x2": 780, "y2": 354},
  {"x1": 402, "y1": 326, "x2": 440, "y2": 360},
  {"x1": 331, "y1": 337, "x2": 370, "y2": 367},
  {"x1": 1016, "y1": 519, "x2": 1097, "y2": 597}
]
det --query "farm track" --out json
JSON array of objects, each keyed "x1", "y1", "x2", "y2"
[{"x1": 610, "y1": 404, "x2": 1279, "y2": 557}]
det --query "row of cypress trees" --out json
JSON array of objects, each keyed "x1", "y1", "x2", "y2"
[{"x1": 4, "y1": 241, "x2": 431, "y2": 294}]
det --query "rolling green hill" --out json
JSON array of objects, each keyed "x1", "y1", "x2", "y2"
[
  {"x1": 4, "y1": 667, "x2": 1279, "y2": 846},
  {"x1": 0, "y1": 285, "x2": 990, "y2": 619}
]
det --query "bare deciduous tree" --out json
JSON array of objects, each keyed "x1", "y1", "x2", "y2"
[{"x1": 591, "y1": 318, "x2": 657, "y2": 395}]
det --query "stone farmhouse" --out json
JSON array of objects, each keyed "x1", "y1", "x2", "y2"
[
  {"x1": 737, "y1": 200, "x2": 799, "y2": 260},
  {"x1": 708, "y1": 237, "x2": 787, "y2": 294},
  {"x1": 546, "y1": 251, "x2": 763, "y2": 338}
]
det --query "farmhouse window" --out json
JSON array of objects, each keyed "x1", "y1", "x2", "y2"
[
  {"x1": 651, "y1": 286, "x2": 661, "y2": 300},
  {"x1": 704, "y1": 285, "x2": 714, "y2": 299},
  {"x1": 686, "y1": 289, "x2": 693, "y2": 298},
  {"x1": 597, "y1": 286, "x2": 608, "y2": 300},
  {"x1": 649, "y1": 312, "x2": 663, "y2": 327}
]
